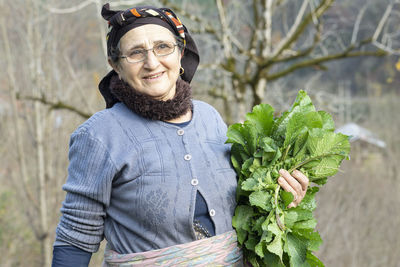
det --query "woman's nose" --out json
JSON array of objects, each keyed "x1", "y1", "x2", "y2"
[{"x1": 143, "y1": 50, "x2": 160, "y2": 69}]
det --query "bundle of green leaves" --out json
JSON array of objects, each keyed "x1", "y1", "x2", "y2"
[{"x1": 227, "y1": 90, "x2": 350, "y2": 267}]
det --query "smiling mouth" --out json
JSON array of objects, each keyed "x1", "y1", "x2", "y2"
[{"x1": 143, "y1": 72, "x2": 164, "y2": 80}]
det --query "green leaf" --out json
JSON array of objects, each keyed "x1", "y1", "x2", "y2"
[
  {"x1": 236, "y1": 228, "x2": 248, "y2": 245},
  {"x1": 260, "y1": 136, "x2": 278, "y2": 153},
  {"x1": 318, "y1": 111, "x2": 335, "y2": 131},
  {"x1": 226, "y1": 123, "x2": 259, "y2": 155},
  {"x1": 230, "y1": 143, "x2": 248, "y2": 173},
  {"x1": 245, "y1": 234, "x2": 259, "y2": 251},
  {"x1": 249, "y1": 158, "x2": 262, "y2": 172},
  {"x1": 272, "y1": 90, "x2": 316, "y2": 142},
  {"x1": 245, "y1": 104, "x2": 275, "y2": 137},
  {"x1": 252, "y1": 216, "x2": 266, "y2": 235},
  {"x1": 294, "y1": 229, "x2": 323, "y2": 251},
  {"x1": 249, "y1": 191, "x2": 272, "y2": 211},
  {"x1": 241, "y1": 178, "x2": 259, "y2": 191},
  {"x1": 311, "y1": 177, "x2": 328, "y2": 185},
  {"x1": 293, "y1": 218, "x2": 317, "y2": 230},
  {"x1": 255, "y1": 239, "x2": 266, "y2": 258},
  {"x1": 250, "y1": 167, "x2": 274, "y2": 186},
  {"x1": 306, "y1": 156, "x2": 343, "y2": 179},
  {"x1": 284, "y1": 208, "x2": 314, "y2": 228},
  {"x1": 267, "y1": 220, "x2": 283, "y2": 237},
  {"x1": 283, "y1": 111, "x2": 322, "y2": 149},
  {"x1": 241, "y1": 158, "x2": 254, "y2": 177},
  {"x1": 306, "y1": 129, "x2": 350, "y2": 158},
  {"x1": 306, "y1": 251, "x2": 325, "y2": 267},
  {"x1": 298, "y1": 187, "x2": 319, "y2": 211},
  {"x1": 267, "y1": 235, "x2": 284, "y2": 260},
  {"x1": 243, "y1": 122, "x2": 259, "y2": 156},
  {"x1": 254, "y1": 229, "x2": 275, "y2": 258},
  {"x1": 261, "y1": 210, "x2": 275, "y2": 232},
  {"x1": 232, "y1": 205, "x2": 254, "y2": 235},
  {"x1": 226, "y1": 123, "x2": 246, "y2": 146},
  {"x1": 263, "y1": 252, "x2": 285, "y2": 267},
  {"x1": 293, "y1": 130, "x2": 309, "y2": 158},
  {"x1": 280, "y1": 190, "x2": 294, "y2": 208},
  {"x1": 287, "y1": 233, "x2": 308, "y2": 267}
]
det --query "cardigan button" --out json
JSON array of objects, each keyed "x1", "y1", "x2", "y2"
[
  {"x1": 184, "y1": 154, "x2": 192, "y2": 161},
  {"x1": 191, "y1": 178, "x2": 199, "y2": 186},
  {"x1": 177, "y1": 129, "x2": 185, "y2": 136},
  {"x1": 209, "y1": 209, "x2": 216, "y2": 217}
]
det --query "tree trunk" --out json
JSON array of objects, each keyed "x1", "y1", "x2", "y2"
[
  {"x1": 253, "y1": 78, "x2": 267, "y2": 106},
  {"x1": 232, "y1": 79, "x2": 247, "y2": 122},
  {"x1": 35, "y1": 101, "x2": 51, "y2": 267}
]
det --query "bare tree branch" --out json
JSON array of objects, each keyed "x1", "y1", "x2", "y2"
[
  {"x1": 46, "y1": 0, "x2": 94, "y2": 14},
  {"x1": 351, "y1": 5, "x2": 368, "y2": 44},
  {"x1": 371, "y1": 2, "x2": 400, "y2": 55},
  {"x1": 263, "y1": 23, "x2": 322, "y2": 66},
  {"x1": 62, "y1": 54, "x2": 96, "y2": 114},
  {"x1": 94, "y1": 0, "x2": 109, "y2": 59},
  {"x1": 19, "y1": 95, "x2": 92, "y2": 119},
  {"x1": 243, "y1": 0, "x2": 261, "y2": 76},
  {"x1": 159, "y1": 0, "x2": 220, "y2": 40},
  {"x1": 109, "y1": 0, "x2": 143, "y2": 7},
  {"x1": 216, "y1": 0, "x2": 232, "y2": 58},
  {"x1": 0, "y1": 7, "x2": 39, "y2": 212},
  {"x1": 372, "y1": 2, "x2": 394, "y2": 41},
  {"x1": 266, "y1": 39, "x2": 387, "y2": 81},
  {"x1": 270, "y1": 0, "x2": 312, "y2": 58},
  {"x1": 372, "y1": 41, "x2": 400, "y2": 55},
  {"x1": 263, "y1": 0, "x2": 273, "y2": 57}
]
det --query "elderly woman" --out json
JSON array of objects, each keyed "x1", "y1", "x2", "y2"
[{"x1": 52, "y1": 3, "x2": 309, "y2": 266}]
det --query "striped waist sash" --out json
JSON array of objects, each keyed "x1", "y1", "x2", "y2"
[{"x1": 103, "y1": 230, "x2": 243, "y2": 266}]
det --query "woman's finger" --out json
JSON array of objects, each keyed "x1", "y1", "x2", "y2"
[
  {"x1": 279, "y1": 169, "x2": 302, "y2": 196},
  {"x1": 278, "y1": 176, "x2": 298, "y2": 203},
  {"x1": 291, "y1": 169, "x2": 309, "y2": 192}
]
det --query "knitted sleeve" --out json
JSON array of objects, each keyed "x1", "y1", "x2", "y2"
[{"x1": 54, "y1": 131, "x2": 117, "y2": 253}]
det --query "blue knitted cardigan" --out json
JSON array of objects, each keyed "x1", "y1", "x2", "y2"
[{"x1": 54, "y1": 100, "x2": 237, "y2": 254}]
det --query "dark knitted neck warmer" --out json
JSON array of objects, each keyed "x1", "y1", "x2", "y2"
[{"x1": 109, "y1": 75, "x2": 192, "y2": 121}]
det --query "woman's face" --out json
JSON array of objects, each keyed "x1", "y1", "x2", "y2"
[{"x1": 114, "y1": 24, "x2": 181, "y2": 100}]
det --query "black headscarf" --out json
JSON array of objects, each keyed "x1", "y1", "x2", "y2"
[{"x1": 98, "y1": 3, "x2": 199, "y2": 108}]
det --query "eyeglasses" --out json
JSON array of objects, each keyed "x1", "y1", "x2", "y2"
[{"x1": 120, "y1": 41, "x2": 178, "y2": 64}]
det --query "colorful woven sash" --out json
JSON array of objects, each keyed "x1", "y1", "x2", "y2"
[{"x1": 102, "y1": 230, "x2": 244, "y2": 266}]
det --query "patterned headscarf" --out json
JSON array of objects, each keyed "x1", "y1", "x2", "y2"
[{"x1": 99, "y1": 3, "x2": 199, "y2": 108}]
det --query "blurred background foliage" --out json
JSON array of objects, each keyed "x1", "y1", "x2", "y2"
[{"x1": 0, "y1": 0, "x2": 399, "y2": 266}]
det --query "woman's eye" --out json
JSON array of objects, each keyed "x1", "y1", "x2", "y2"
[
  {"x1": 130, "y1": 49, "x2": 144, "y2": 56},
  {"x1": 157, "y1": 43, "x2": 170, "y2": 49}
]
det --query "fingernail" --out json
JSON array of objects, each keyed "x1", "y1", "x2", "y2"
[
  {"x1": 279, "y1": 169, "x2": 285, "y2": 175},
  {"x1": 278, "y1": 177, "x2": 284, "y2": 183}
]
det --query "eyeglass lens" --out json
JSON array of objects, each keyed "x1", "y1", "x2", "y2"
[{"x1": 126, "y1": 42, "x2": 176, "y2": 63}]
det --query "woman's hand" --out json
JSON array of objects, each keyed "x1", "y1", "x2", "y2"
[{"x1": 277, "y1": 169, "x2": 309, "y2": 208}]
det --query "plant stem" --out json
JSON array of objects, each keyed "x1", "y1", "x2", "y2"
[
  {"x1": 288, "y1": 152, "x2": 344, "y2": 173},
  {"x1": 274, "y1": 185, "x2": 286, "y2": 231},
  {"x1": 282, "y1": 144, "x2": 291, "y2": 162}
]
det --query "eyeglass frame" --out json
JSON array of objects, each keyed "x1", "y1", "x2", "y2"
[{"x1": 119, "y1": 42, "x2": 179, "y2": 64}]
